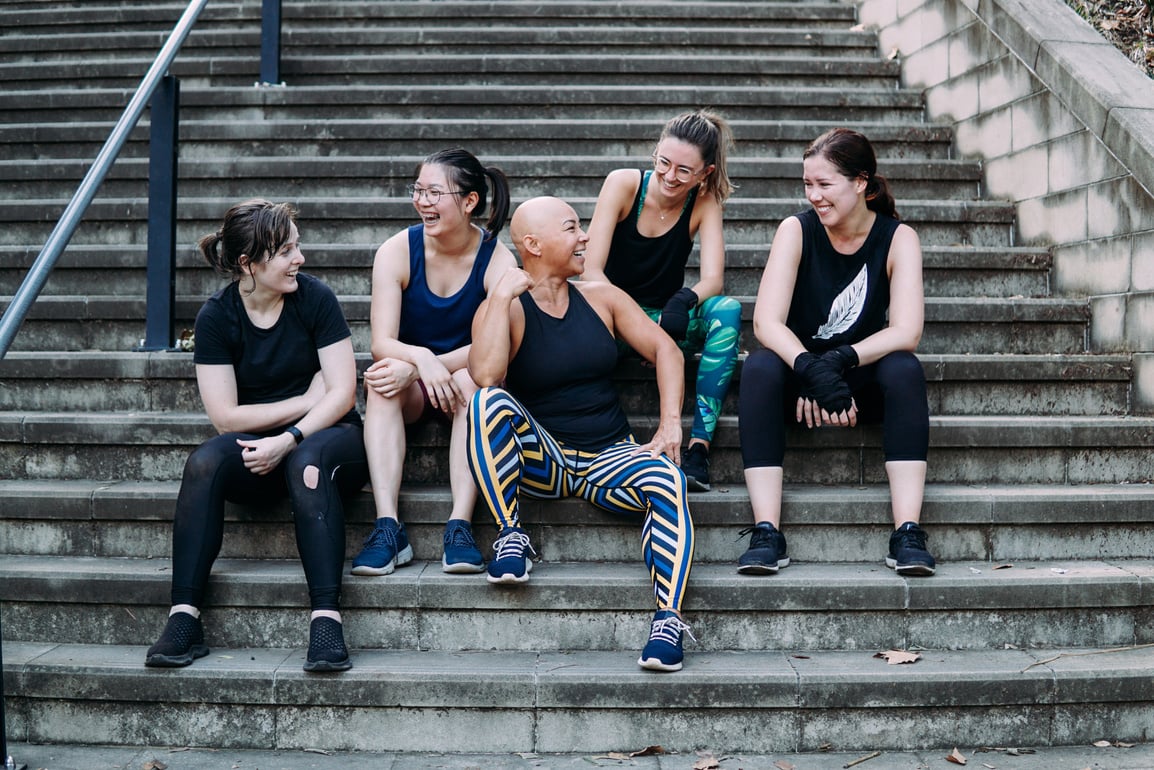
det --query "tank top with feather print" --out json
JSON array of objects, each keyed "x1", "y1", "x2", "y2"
[{"x1": 785, "y1": 208, "x2": 900, "y2": 354}]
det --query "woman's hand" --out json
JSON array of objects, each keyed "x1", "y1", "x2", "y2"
[
  {"x1": 413, "y1": 349, "x2": 463, "y2": 415},
  {"x1": 236, "y1": 433, "x2": 296, "y2": 475},
  {"x1": 796, "y1": 396, "x2": 857, "y2": 429},
  {"x1": 635, "y1": 418, "x2": 683, "y2": 465},
  {"x1": 364, "y1": 357, "x2": 419, "y2": 399}
]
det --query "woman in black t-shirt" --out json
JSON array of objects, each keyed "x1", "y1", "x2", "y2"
[
  {"x1": 145, "y1": 199, "x2": 368, "y2": 673},
  {"x1": 737, "y1": 129, "x2": 934, "y2": 578}
]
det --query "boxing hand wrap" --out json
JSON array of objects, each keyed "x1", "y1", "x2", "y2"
[
  {"x1": 658, "y1": 287, "x2": 698, "y2": 342},
  {"x1": 794, "y1": 351, "x2": 854, "y2": 414}
]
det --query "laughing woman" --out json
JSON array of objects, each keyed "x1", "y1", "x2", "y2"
[
  {"x1": 582, "y1": 110, "x2": 740, "y2": 492},
  {"x1": 353, "y1": 149, "x2": 517, "y2": 576},
  {"x1": 145, "y1": 199, "x2": 367, "y2": 673}
]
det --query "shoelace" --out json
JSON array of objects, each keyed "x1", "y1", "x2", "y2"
[
  {"x1": 894, "y1": 526, "x2": 926, "y2": 551},
  {"x1": 364, "y1": 523, "x2": 397, "y2": 549},
  {"x1": 493, "y1": 529, "x2": 535, "y2": 561},
  {"x1": 736, "y1": 525, "x2": 775, "y2": 548},
  {"x1": 649, "y1": 615, "x2": 697, "y2": 645},
  {"x1": 445, "y1": 523, "x2": 475, "y2": 547}
]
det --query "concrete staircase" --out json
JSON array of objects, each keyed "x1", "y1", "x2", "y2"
[{"x1": 2, "y1": 0, "x2": 1153, "y2": 756}]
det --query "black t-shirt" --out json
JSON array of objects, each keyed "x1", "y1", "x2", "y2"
[
  {"x1": 786, "y1": 208, "x2": 900, "y2": 354},
  {"x1": 193, "y1": 272, "x2": 360, "y2": 425}
]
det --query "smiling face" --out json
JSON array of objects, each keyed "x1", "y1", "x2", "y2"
[
  {"x1": 246, "y1": 221, "x2": 304, "y2": 297},
  {"x1": 513, "y1": 197, "x2": 589, "y2": 279},
  {"x1": 651, "y1": 137, "x2": 710, "y2": 202},
  {"x1": 410, "y1": 162, "x2": 477, "y2": 236},
  {"x1": 802, "y1": 153, "x2": 867, "y2": 229}
]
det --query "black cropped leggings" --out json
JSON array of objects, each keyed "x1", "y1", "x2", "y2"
[
  {"x1": 739, "y1": 349, "x2": 929, "y2": 468},
  {"x1": 169, "y1": 422, "x2": 368, "y2": 611}
]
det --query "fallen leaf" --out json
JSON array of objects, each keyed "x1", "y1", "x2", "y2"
[
  {"x1": 792, "y1": 654, "x2": 811, "y2": 659},
  {"x1": 1116, "y1": 741, "x2": 1136, "y2": 748},
  {"x1": 775, "y1": 761, "x2": 797, "y2": 770},
  {"x1": 693, "y1": 757, "x2": 720, "y2": 770},
  {"x1": 143, "y1": 762, "x2": 167, "y2": 770},
  {"x1": 595, "y1": 753, "x2": 631, "y2": 760},
  {"x1": 631, "y1": 745, "x2": 665, "y2": 757},
  {"x1": 1093, "y1": 740, "x2": 1113, "y2": 747},
  {"x1": 993, "y1": 563, "x2": 1013, "y2": 570},
  {"x1": 1101, "y1": 18, "x2": 1121, "y2": 29},
  {"x1": 819, "y1": 743, "x2": 834, "y2": 751},
  {"x1": 843, "y1": 750, "x2": 881, "y2": 767},
  {"x1": 874, "y1": 649, "x2": 921, "y2": 665},
  {"x1": 1005, "y1": 748, "x2": 1036, "y2": 755},
  {"x1": 946, "y1": 747, "x2": 967, "y2": 764},
  {"x1": 970, "y1": 567, "x2": 982, "y2": 573},
  {"x1": 982, "y1": 764, "x2": 997, "y2": 769},
  {"x1": 1004, "y1": 643, "x2": 1019, "y2": 650}
]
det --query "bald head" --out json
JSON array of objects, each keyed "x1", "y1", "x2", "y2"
[{"x1": 511, "y1": 196, "x2": 578, "y2": 255}]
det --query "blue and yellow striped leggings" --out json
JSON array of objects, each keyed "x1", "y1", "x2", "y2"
[{"x1": 467, "y1": 386, "x2": 694, "y2": 612}]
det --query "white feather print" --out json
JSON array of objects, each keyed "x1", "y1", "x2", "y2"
[{"x1": 814, "y1": 264, "x2": 868, "y2": 339}]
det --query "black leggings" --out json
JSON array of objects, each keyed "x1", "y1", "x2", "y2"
[
  {"x1": 169, "y1": 422, "x2": 368, "y2": 611},
  {"x1": 739, "y1": 349, "x2": 928, "y2": 468}
]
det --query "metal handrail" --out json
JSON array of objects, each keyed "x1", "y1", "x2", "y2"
[{"x1": 0, "y1": 0, "x2": 211, "y2": 359}]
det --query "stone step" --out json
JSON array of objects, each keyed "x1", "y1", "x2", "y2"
[
  {"x1": 0, "y1": 155, "x2": 984, "y2": 202},
  {"x1": 3, "y1": 412, "x2": 1149, "y2": 484},
  {"x1": 0, "y1": 243, "x2": 1052, "y2": 299},
  {"x1": 10, "y1": 641, "x2": 1147, "y2": 753},
  {"x1": 0, "y1": 352, "x2": 1128, "y2": 416},
  {"x1": 3, "y1": 479, "x2": 1153, "y2": 563},
  {"x1": 0, "y1": 197, "x2": 1016, "y2": 248},
  {"x1": 0, "y1": 294, "x2": 1087, "y2": 355},
  {"x1": 0, "y1": 84, "x2": 930, "y2": 123},
  {"x1": 0, "y1": 119, "x2": 961, "y2": 160},
  {"x1": 1, "y1": 27, "x2": 881, "y2": 60},
  {"x1": 1, "y1": 54, "x2": 904, "y2": 91},
  {"x1": 4, "y1": 554, "x2": 1154, "y2": 653}
]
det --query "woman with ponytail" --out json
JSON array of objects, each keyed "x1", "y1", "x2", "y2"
[
  {"x1": 737, "y1": 128, "x2": 934, "y2": 577},
  {"x1": 583, "y1": 109, "x2": 742, "y2": 492},
  {"x1": 146, "y1": 200, "x2": 367, "y2": 672},
  {"x1": 354, "y1": 148, "x2": 517, "y2": 576}
]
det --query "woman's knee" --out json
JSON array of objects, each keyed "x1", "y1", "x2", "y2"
[
  {"x1": 182, "y1": 434, "x2": 240, "y2": 480},
  {"x1": 876, "y1": 352, "x2": 927, "y2": 399},
  {"x1": 740, "y1": 349, "x2": 789, "y2": 398}
]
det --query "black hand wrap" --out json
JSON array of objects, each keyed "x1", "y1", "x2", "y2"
[
  {"x1": 794, "y1": 351, "x2": 854, "y2": 414},
  {"x1": 658, "y1": 287, "x2": 699, "y2": 342},
  {"x1": 821, "y1": 344, "x2": 859, "y2": 374}
]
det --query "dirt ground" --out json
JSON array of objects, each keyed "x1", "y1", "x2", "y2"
[{"x1": 1063, "y1": 0, "x2": 1154, "y2": 77}]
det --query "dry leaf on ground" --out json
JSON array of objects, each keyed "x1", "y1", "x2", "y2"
[
  {"x1": 143, "y1": 761, "x2": 168, "y2": 770},
  {"x1": 632, "y1": 745, "x2": 665, "y2": 756},
  {"x1": 946, "y1": 747, "x2": 968, "y2": 764},
  {"x1": 874, "y1": 649, "x2": 921, "y2": 665},
  {"x1": 774, "y1": 761, "x2": 797, "y2": 770},
  {"x1": 693, "y1": 756, "x2": 721, "y2": 770}
]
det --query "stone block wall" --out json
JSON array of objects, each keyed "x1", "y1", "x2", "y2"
[{"x1": 856, "y1": 0, "x2": 1154, "y2": 411}]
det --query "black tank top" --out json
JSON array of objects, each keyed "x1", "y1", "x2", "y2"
[
  {"x1": 786, "y1": 208, "x2": 900, "y2": 353},
  {"x1": 604, "y1": 169, "x2": 697, "y2": 308},
  {"x1": 505, "y1": 284, "x2": 631, "y2": 452}
]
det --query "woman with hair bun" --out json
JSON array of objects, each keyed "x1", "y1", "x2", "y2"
[
  {"x1": 353, "y1": 148, "x2": 518, "y2": 576},
  {"x1": 146, "y1": 199, "x2": 367, "y2": 672},
  {"x1": 583, "y1": 109, "x2": 742, "y2": 493},
  {"x1": 737, "y1": 128, "x2": 934, "y2": 577}
]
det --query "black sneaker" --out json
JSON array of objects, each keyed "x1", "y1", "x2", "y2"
[
  {"x1": 680, "y1": 443, "x2": 711, "y2": 492},
  {"x1": 145, "y1": 611, "x2": 210, "y2": 668},
  {"x1": 737, "y1": 522, "x2": 790, "y2": 575},
  {"x1": 886, "y1": 521, "x2": 936, "y2": 576},
  {"x1": 303, "y1": 616, "x2": 352, "y2": 673}
]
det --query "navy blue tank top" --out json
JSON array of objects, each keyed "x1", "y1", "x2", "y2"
[
  {"x1": 786, "y1": 208, "x2": 900, "y2": 354},
  {"x1": 397, "y1": 224, "x2": 496, "y2": 355},
  {"x1": 604, "y1": 170, "x2": 697, "y2": 308},
  {"x1": 505, "y1": 284, "x2": 631, "y2": 452}
]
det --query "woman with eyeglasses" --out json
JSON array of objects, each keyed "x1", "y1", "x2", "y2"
[
  {"x1": 582, "y1": 110, "x2": 740, "y2": 492},
  {"x1": 353, "y1": 148, "x2": 517, "y2": 576},
  {"x1": 145, "y1": 199, "x2": 368, "y2": 673}
]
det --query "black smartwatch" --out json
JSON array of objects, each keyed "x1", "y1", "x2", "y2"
[{"x1": 285, "y1": 426, "x2": 304, "y2": 445}]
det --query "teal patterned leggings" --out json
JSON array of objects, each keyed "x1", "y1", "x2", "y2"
[{"x1": 642, "y1": 294, "x2": 742, "y2": 443}]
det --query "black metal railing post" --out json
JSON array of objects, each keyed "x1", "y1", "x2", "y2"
[
  {"x1": 139, "y1": 74, "x2": 180, "y2": 352},
  {"x1": 259, "y1": 0, "x2": 283, "y2": 85}
]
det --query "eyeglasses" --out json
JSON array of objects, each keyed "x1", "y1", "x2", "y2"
[
  {"x1": 406, "y1": 184, "x2": 465, "y2": 204},
  {"x1": 652, "y1": 153, "x2": 703, "y2": 183}
]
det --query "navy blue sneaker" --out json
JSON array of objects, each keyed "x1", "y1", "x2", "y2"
[
  {"x1": 737, "y1": 521, "x2": 790, "y2": 575},
  {"x1": 680, "y1": 443, "x2": 711, "y2": 492},
  {"x1": 303, "y1": 616, "x2": 352, "y2": 673},
  {"x1": 487, "y1": 526, "x2": 536, "y2": 584},
  {"x1": 442, "y1": 519, "x2": 485, "y2": 574},
  {"x1": 637, "y1": 609, "x2": 695, "y2": 672},
  {"x1": 351, "y1": 517, "x2": 413, "y2": 576},
  {"x1": 886, "y1": 521, "x2": 936, "y2": 576},
  {"x1": 145, "y1": 611, "x2": 209, "y2": 668}
]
